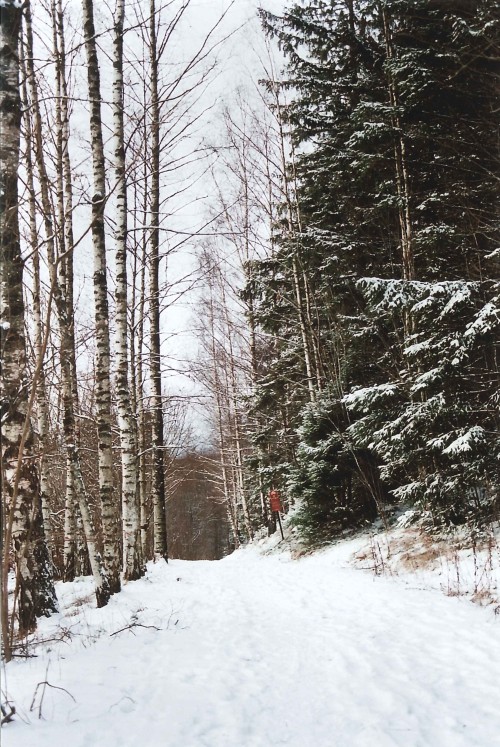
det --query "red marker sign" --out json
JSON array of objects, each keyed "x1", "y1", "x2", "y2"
[{"x1": 269, "y1": 489, "x2": 282, "y2": 513}]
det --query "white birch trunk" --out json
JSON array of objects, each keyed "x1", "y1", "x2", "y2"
[
  {"x1": 208, "y1": 296, "x2": 240, "y2": 548},
  {"x1": 220, "y1": 283, "x2": 253, "y2": 540},
  {"x1": 138, "y1": 212, "x2": 149, "y2": 558},
  {"x1": 24, "y1": 0, "x2": 110, "y2": 603},
  {"x1": 272, "y1": 83, "x2": 317, "y2": 402},
  {"x1": 82, "y1": 0, "x2": 121, "y2": 592},
  {"x1": 1, "y1": 2, "x2": 58, "y2": 647},
  {"x1": 21, "y1": 82, "x2": 55, "y2": 569},
  {"x1": 50, "y1": 0, "x2": 77, "y2": 579},
  {"x1": 130, "y1": 143, "x2": 149, "y2": 559},
  {"x1": 52, "y1": 0, "x2": 91, "y2": 578},
  {"x1": 112, "y1": 0, "x2": 143, "y2": 580}
]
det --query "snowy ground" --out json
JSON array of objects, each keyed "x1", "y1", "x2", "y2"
[{"x1": 3, "y1": 532, "x2": 500, "y2": 747}]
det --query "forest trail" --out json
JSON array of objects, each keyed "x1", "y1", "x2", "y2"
[{"x1": 4, "y1": 540, "x2": 500, "y2": 747}]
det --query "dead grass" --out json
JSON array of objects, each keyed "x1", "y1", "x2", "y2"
[
  {"x1": 65, "y1": 593, "x2": 95, "y2": 617},
  {"x1": 352, "y1": 522, "x2": 500, "y2": 609}
]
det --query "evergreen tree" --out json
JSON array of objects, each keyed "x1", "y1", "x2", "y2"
[{"x1": 253, "y1": 0, "x2": 499, "y2": 537}]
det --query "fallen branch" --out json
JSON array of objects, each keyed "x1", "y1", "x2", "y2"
[
  {"x1": 30, "y1": 666, "x2": 76, "y2": 720},
  {"x1": 110, "y1": 622, "x2": 162, "y2": 637}
]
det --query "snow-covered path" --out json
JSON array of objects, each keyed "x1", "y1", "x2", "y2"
[{"x1": 4, "y1": 542, "x2": 500, "y2": 747}]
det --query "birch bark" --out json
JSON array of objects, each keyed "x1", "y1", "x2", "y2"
[
  {"x1": 49, "y1": 0, "x2": 76, "y2": 579},
  {"x1": 130, "y1": 185, "x2": 149, "y2": 558},
  {"x1": 112, "y1": 0, "x2": 143, "y2": 580},
  {"x1": 129, "y1": 123, "x2": 150, "y2": 559},
  {"x1": 21, "y1": 80, "x2": 55, "y2": 569},
  {"x1": 23, "y1": 0, "x2": 110, "y2": 605},
  {"x1": 272, "y1": 82, "x2": 317, "y2": 402},
  {"x1": 51, "y1": 0, "x2": 91, "y2": 578},
  {"x1": 0, "y1": 2, "x2": 58, "y2": 646},
  {"x1": 82, "y1": 0, "x2": 121, "y2": 591},
  {"x1": 207, "y1": 294, "x2": 240, "y2": 548},
  {"x1": 219, "y1": 281, "x2": 253, "y2": 540}
]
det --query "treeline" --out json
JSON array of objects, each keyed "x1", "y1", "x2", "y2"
[
  {"x1": 1, "y1": 0, "x2": 235, "y2": 658},
  {"x1": 247, "y1": 0, "x2": 500, "y2": 541},
  {"x1": 198, "y1": 0, "x2": 499, "y2": 546}
]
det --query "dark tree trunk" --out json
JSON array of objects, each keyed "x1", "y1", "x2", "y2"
[{"x1": 149, "y1": 0, "x2": 168, "y2": 561}]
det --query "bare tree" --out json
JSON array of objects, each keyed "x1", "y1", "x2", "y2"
[
  {"x1": 1, "y1": 1, "x2": 57, "y2": 658},
  {"x1": 21, "y1": 72, "x2": 54, "y2": 569},
  {"x1": 148, "y1": 0, "x2": 169, "y2": 560},
  {"x1": 82, "y1": 0, "x2": 121, "y2": 593},
  {"x1": 128, "y1": 0, "x2": 232, "y2": 559},
  {"x1": 50, "y1": 0, "x2": 85, "y2": 579},
  {"x1": 112, "y1": 0, "x2": 144, "y2": 580},
  {"x1": 22, "y1": 0, "x2": 111, "y2": 607}
]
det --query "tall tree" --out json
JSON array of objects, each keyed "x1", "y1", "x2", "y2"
[
  {"x1": 254, "y1": 0, "x2": 500, "y2": 536},
  {"x1": 112, "y1": 0, "x2": 144, "y2": 580},
  {"x1": 21, "y1": 69, "x2": 54, "y2": 569},
  {"x1": 0, "y1": 0, "x2": 57, "y2": 656},
  {"x1": 23, "y1": 0, "x2": 111, "y2": 605},
  {"x1": 148, "y1": 0, "x2": 169, "y2": 560},
  {"x1": 51, "y1": 0, "x2": 81, "y2": 581},
  {"x1": 82, "y1": 0, "x2": 121, "y2": 591}
]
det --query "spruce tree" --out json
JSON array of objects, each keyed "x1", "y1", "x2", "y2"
[{"x1": 253, "y1": 0, "x2": 499, "y2": 536}]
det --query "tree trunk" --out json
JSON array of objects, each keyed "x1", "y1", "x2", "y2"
[
  {"x1": 112, "y1": 0, "x2": 143, "y2": 581},
  {"x1": 21, "y1": 76, "x2": 55, "y2": 572},
  {"x1": 1, "y1": 2, "x2": 58, "y2": 651},
  {"x1": 220, "y1": 281, "x2": 253, "y2": 540},
  {"x1": 272, "y1": 80, "x2": 317, "y2": 401},
  {"x1": 138, "y1": 207, "x2": 149, "y2": 559},
  {"x1": 129, "y1": 123, "x2": 150, "y2": 560},
  {"x1": 207, "y1": 295, "x2": 240, "y2": 548},
  {"x1": 149, "y1": 0, "x2": 168, "y2": 561},
  {"x1": 82, "y1": 0, "x2": 121, "y2": 591},
  {"x1": 50, "y1": 0, "x2": 80, "y2": 578},
  {"x1": 135, "y1": 219, "x2": 149, "y2": 559},
  {"x1": 23, "y1": 0, "x2": 110, "y2": 603},
  {"x1": 382, "y1": 8, "x2": 415, "y2": 283}
]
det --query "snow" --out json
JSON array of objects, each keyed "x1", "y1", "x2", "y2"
[
  {"x1": 463, "y1": 301, "x2": 500, "y2": 339},
  {"x1": 3, "y1": 534, "x2": 500, "y2": 747},
  {"x1": 442, "y1": 426, "x2": 486, "y2": 455},
  {"x1": 342, "y1": 383, "x2": 399, "y2": 410}
]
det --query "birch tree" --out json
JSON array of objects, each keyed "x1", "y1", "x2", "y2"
[
  {"x1": 129, "y1": 0, "x2": 234, "y2": 560},
  {"x1": 0, "y1": 0, "x2": 57, "y2": 656},
  {"x1": 112, "y1": 0, "x2": 144, "y2": 580},
  {"x1": 82, "y1": 0, "x2": 121, "y2": 592},
  {"x1": 21, "y1": 72, "x2": 54, "y2": 568},
  {"x1": 50, "y1": 0, "x2": 80, "y2": 581},
  {"x1": 22, "y1": 0, "x2": 111, "y2": 606}
]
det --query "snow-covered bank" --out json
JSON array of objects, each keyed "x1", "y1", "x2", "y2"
[
  {"x1": 3, "y1": 536, "x2": 500, "y2": 747},
  {"x1": 351, "y1": 520, "x2": 500, "y2": 609}
]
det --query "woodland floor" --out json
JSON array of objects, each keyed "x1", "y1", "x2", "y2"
[{"x1": 3, "y1": 524, "x2": 500, "y2": 747}]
